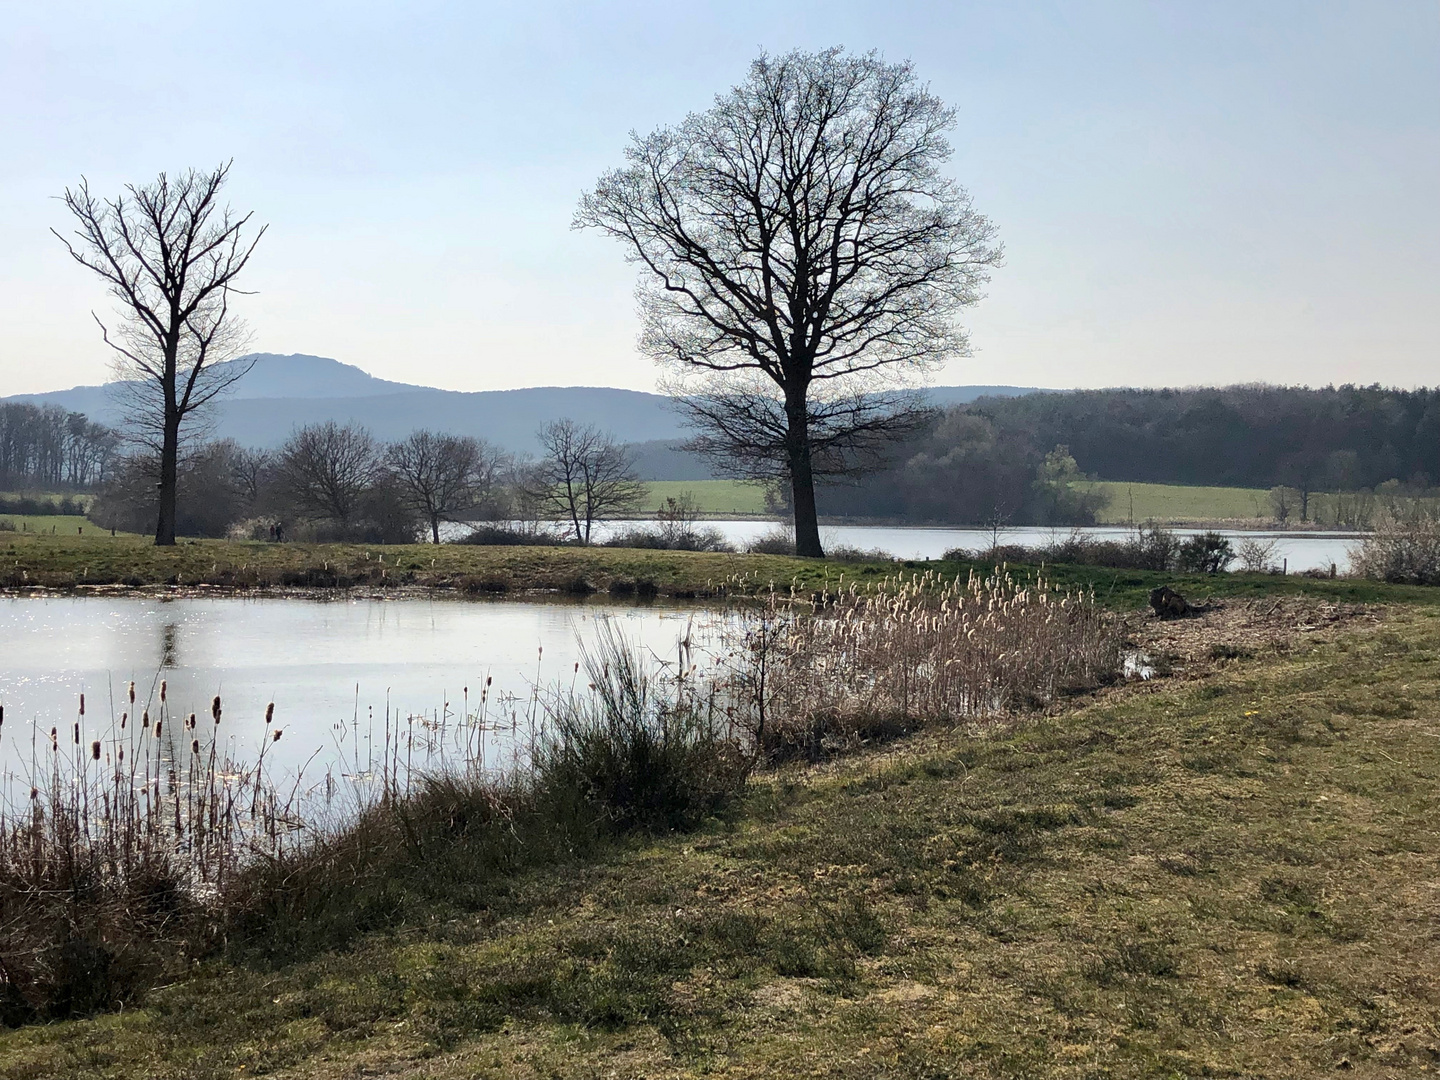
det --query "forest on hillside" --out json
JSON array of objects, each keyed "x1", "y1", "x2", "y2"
[{"x1": 815, "y1": 385, "x2": 1440, "y2": 525}]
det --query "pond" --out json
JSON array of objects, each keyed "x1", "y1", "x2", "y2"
[{"x1": 0, "y1": 596, "x2": 705, "y2": 794}]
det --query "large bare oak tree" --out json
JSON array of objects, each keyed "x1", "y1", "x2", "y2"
[
  {"x1": 54, "y1": 162, "x2": 265, "y2": 545},
  {"x1": 576, "y1": 48, "x2": 1001, "y2": 556}
]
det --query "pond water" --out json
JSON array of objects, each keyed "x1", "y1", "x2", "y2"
[
  {"x1": 0, "y1": 596, "x2": 704, "y2": 793},
  {"x1": 583, "y1": 521, "x2": 1362, "y2": 573}
]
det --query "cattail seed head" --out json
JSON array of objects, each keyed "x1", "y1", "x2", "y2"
[
  {"x1": 265, "y1": 702, "x2": 274, "y2": 723},
  {"x1": 154, "y1": 719, "x2": 161, "y2": 738},
  {"x1": 212, "y1": 696, "x2": 221, "y2": 723},
  {"x1": 160, "y1": 680, "x2": 166, "y2": 702},
  {"x1": 73, "y1": 722, "x2": 80, "y2": 744},
  {"x1": 79, "y1": 693, "x2": 85, "y2": 716},
  {"x1": 128, "y1": 681, "x2": 135, "y2": 704},
  {"x1": 49, "y1": 727, "x2": 57, "y2": 750},
  {"x1": 272, "y1": 729, "x2": 282, "y2": 742},
  {"x1": 120, "y1": 711, "x2": 127, "y2": 729},
  {"x1": 91, "y1": 740, "x2": 100, "y2": 760},
  {"x1": 191, "y1": 739, "x2": 200, "y2": 755},
  {"x1": 30, "y1": 786, "x2": 38, "y2": 800},
  {"x1": 188, "y1": 712, "x2": 196, "y2": 730}
]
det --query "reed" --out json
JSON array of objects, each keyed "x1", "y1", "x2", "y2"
[{"x1": 717, "y1": 567, "x2": 1124, "y2": 760}]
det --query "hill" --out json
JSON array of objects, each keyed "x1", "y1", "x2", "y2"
[{"x1": 1, "y1": 353, "x2": 1041, "y2": 466}]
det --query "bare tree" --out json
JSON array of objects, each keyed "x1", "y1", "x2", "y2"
[
  {"x1": 277, "y1": 422, "x2": 379, "y2": 527},
  {"x1": 226, "y1": 444, "x2": 274, "y2": 514},
  {"x1": 53, "y1": 163, "x2": 265, "y2": 545},
  {"x1": 530, "y1": 420, "x2": 645, "y2": 544},
  {"x1": 576, "y1": 48, "x2": 1001, "y2": 556},
  {"x1": 386, "y1": 430, "x2": 505, "y2": 543}
]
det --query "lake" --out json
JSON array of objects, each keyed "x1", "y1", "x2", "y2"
[
  {"x1": 587, "y1": 520, "x2": 1364, "y2": 573},
  {"x1": 0, "y1": 596, "x2": 706, "y2": 794}
]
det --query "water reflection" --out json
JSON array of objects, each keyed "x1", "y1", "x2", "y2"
[{"x1": 0, "y1": 596, "x2": 701, "y2": 789}]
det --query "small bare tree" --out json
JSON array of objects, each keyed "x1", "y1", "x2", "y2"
[
  {"x1": 576, "y1": 48, "x2": 1001, "y2": 556},
  {"x1": 54, "y1": 163, "x2": 265, "y2": 545},
  {"x1": 387, "y1": 431, "x2": 506, "y2": 543},
  {"x1": 530, "y1": 420, "x2": 645, "y2": 544},
  {"x1": 277, "y1": 422, "x2": 379, "y2": 527}
]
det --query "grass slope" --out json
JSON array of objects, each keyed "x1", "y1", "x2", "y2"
[
  {"x1": 3, "y1": 606, "x2": 1438, "y2": 1077},
  {"x1": 1085, "y1": 481, "x2": 1273, "y2": 524}
]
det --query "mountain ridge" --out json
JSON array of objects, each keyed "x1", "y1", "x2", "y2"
[{"x1": 2, "y1": 353, "x2": 1046, "y2": 461}]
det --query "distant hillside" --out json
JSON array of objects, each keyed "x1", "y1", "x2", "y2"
[{"x1": 1, "y1": 353, "x2": 1043, "y2": 472}]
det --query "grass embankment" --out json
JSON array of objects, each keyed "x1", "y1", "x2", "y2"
[
  {"x1": 3, "y1": 531, "x2": 1434, "y2": 610},
  {"x1": 4, "y1": 604, "x2": 1438, "y2": 1077},
  {"x1": 1083, "y1": 481, "x2": 1273, "y2": 525}
]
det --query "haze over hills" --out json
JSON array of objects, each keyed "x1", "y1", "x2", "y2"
[{"x1": 2, "y1": 353, "x2": 1045, "y2": 473}]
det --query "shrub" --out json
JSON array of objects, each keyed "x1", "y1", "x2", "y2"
[
  {"x1": 1177, "y1": 532, "x2": 1235, "y2": 574},
  {"x1": 454, "y1": 524, "x2": 565, "y2": 546},
  {"x1": 745, "y1": 525, "x2": 796, "y2": 555},
  {"x1": 602, "y1": 525, "x2": 733, "y2": 552},
  {"x1": 1236, "y1": 536, "x2": 1280, "y2": 573},
  {"x1": 1350, "y1": 512, "x2": 1440, "y2": 585}
]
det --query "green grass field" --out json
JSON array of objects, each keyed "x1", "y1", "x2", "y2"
[
  {"x1": 640, "y1": 479, "x2": 770, "y2": 516},
  {"x1": 0, "y1": 514, "x2": 131, "y2": 537},
  {"x1": 1085, "y1": 481, "x2": 1272, "y2": 524},
  {"x1": 5, "y1": 604, "x2": 1438, "y2": 1077}
]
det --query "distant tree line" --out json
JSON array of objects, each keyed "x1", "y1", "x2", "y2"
[
  {"x1": 815, "y1": 385, "x2": 1440, "y2": 525},
  {"x1": 87, "y1": 420, "x2": 646, "y2": 543},
  {"x1": 0, "y1": 402, "x2": 120, "y2": 491}
]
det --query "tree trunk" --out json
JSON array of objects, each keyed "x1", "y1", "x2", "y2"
[
  {"x1": 155, "y1": 412, "x2": 180, "y2": 546},
  {"x1": 786, "y1": 400, "x2": 824, "y2": 558},
  {"x1": 430, "y1": 514, "x2": 441, "y2": 544}
]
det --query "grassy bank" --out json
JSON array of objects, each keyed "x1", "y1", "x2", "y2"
[
  {"x1": 4, "y1": 531, "x2": 1436, "y2": 610},
  {"x1": 3, "y1": 602, "x2": 1438, "y2": 1077}
]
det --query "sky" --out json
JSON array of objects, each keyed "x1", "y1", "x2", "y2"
[{"x1": 0, "y1": 0, "x2": 1436, "y2": 396}]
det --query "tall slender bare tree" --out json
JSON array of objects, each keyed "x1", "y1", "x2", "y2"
[
  {"x1": 54, "y1": 162, "x2": 265, "y2": 545},
  {"x1": 576, "y1": 48, "x2": 1001, "y2": 556}
]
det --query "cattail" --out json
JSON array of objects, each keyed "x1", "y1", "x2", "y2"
[
  {"x1": 188, "y1": 713, "x2": 196, "y2": 730},
  {"x1": 272, "y1": 729, "x2": 282, "y2": 742},
  {"x1": 91, "y1": 740, "x2": 101, "y2": 760},
  {"x1": 73, "y1": 722, "x2": 80, "y2": 744},
  {"x1": 128, "y1": 681, "x2": 135, "y2": 705},
  {"x1": 212, "y1": 695, "x2": 221, "y2": 724},
  {"x1": 29, "y1": 786, "x2": 38, "y2": 800},
  {"x1": 79, "y1": 693, "x2": 85, "y2": 716},
  {"x1": 50, "y1": 727, "x2": 57, "y2": 751},
  {"x1": 118, "y1": 748, "x2": 124, "y2": 763},
  {"x1": 160, "y1": 679, "x2": 167, "y2": 702},
  {"x1": 120, "y1": 711, "x2": 127, "y2": 729},
  {"x1": 153, "y1": 718, "x2": 161, "y2": 738},
  {"x1": 265, "y1": 702, "x2": 274, "y2": 724},
  {"x1": 191, "y1": 739, "x2": 200, "y2": 755}
]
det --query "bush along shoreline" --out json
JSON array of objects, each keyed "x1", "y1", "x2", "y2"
[{"x1": 0, "y1": 569, "x2": 1120, "y2": 1024}]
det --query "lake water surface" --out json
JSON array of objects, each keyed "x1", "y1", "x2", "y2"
[
  {"x1": 586, "y1": 521, "x2": 1363, "y2": 572},
  {"x1": 0, "y1": 596, "x2": 703, "y2": 791}
]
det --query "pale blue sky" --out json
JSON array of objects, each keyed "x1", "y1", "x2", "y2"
[{"x1": 1, "y1": 1, "x2": 1435, "y2": 395}]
